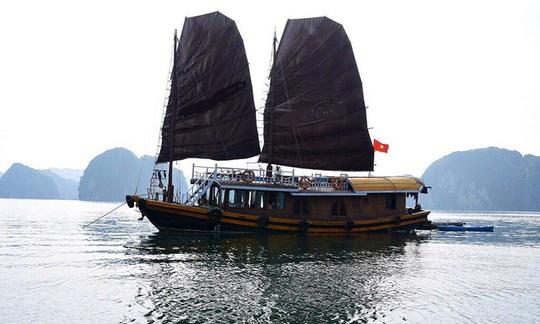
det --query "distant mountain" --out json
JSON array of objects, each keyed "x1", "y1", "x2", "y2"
[
  {"x1": 40, "y1": 170, "x2": 79, "y2": 200},
  {"x1": 421, "y1": 147, "x2": 540, "y2": 211},
  {"x1": 0, "y1": 163, "x2": 60, "y2": 199},
  {"x1": 79, "y1": 148, "x2": 188, "y2": 202},
  {"x1": 0, "y1": 171, "x2": 3, "y2": 178},
  {"x1": 48, "y1": 168, "x2": 83, "y2": 182}
]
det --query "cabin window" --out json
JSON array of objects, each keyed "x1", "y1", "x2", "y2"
[
  {"x1": 406, "y1": 193, "x2": 418, "y2": 209},
  {"x1": 226, "y1": 189, "x2": 235, "y2": 207},
  {"x1": 247, "y1": 190, "x2": 264, "y2": 208},
  {"x1": 276, "y1": 192, "x2": 286, "y2": 209},
  {"x1": 227, "y1": 189, "x2": 248, "y2": 208},
  {"x1": 219, "y1": 189, "x2": 227, "y2": 206},
  {"x1": 240, "y1": 190, "x2": 249, "y2": 208},
  {"x1": 248, "y1": 191, "x2": 265, "y2": 208},
  {"x1": 268, "y1": 192, "x2": 286, "y2": 209},
  {"x1": 385, "y1": 194, "x2": 396, "y2": 209},
  {"x1": 331, "y1": 200, "x2": 347, "y2": 217},
  {"x1": 248, "y1": 191, "x2": 255, "y2": 208},
  {"x1": 294, "y1": 197, "x2": 309, "y2": 215},
  {"x1": 208, "y1": 185, "x2": 219, "y2": 206},
  {"x1": 257, "y1": 191, "x2": 266, "y2": 208}
]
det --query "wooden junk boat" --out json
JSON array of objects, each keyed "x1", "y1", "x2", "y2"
[{"x1": 126, "y1": 12, "x2": 431, "y2": 234}]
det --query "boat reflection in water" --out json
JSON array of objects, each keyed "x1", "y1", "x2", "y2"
[{"x1": 125, "y1": 232, "x2": 429, "y2": 322}]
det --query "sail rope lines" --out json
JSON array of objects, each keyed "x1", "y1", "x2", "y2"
[
  {"x1": 134, "y1": 159, "x2": 146, "y2": 195},
  {"x1": 255, "y1": 36, "x2": 276, "y2": 151},
  {"x1": 134, "y1": 36, "x2": 176, "y2": 196},
  {"x1": 176, "y1": 161, "x2": 182, "y2": 202}
]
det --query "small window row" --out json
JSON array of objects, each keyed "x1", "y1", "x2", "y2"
[{"x1": 200, "y1": 187, "x2": 286, "y2": 210}]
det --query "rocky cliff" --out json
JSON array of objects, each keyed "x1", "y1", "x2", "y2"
[
  {"x1": 78, "y1": 148, "x2": 188, "y2": 202},
  {"x1": 421, "y1": 147, "x2": 540, "y2": 211},
  {"x1": 0, "y1": 163, "x2": 60, "y2": 199},
  {"x1": 40, "y1": 170, "x2": 79, "y2": 200}
]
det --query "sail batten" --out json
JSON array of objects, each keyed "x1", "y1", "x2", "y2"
[
  {"x1": 259, "y1": 16, "x2": 374, "y2": 171},
  {"x1": 157, "y1": 12, "x2": 260, "y2": 164}
]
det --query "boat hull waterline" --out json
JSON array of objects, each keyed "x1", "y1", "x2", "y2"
[{"x1": 127, "y1": 195, "x2": 431, "y2": 234}]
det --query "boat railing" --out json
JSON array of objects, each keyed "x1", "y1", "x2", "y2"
[
  {"x1": 146, "y1": 167, "x2": 169, "y2": 202},
  {"x1": 182, "y1": 168, "x2": 218, "y2": 206},
  {"x1": 190, "y1": 164, "x2": 349, "y2": 191}
]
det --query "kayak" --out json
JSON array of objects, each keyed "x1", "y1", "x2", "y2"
[
  {"x1": 437, "y1": 225, "x2": 494, "y2": 232},
  {"x1": 433, "y1": 222, "x2": 466, "y2": 227}
]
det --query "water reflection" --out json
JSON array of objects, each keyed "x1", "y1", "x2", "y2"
[
  {"x1": 3, "y1": 200, "x2": 538, "y2": 323},
  {"x1": 124, "y1": 233, "x2": 428, "y2": 323},
  {"x1": 129, "y1": 232, "x2": 429, "y2": 260}
]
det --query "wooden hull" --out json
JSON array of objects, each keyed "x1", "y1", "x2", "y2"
[{"x1": 129, "y1": 196, "x2": 431, "y2": 234}]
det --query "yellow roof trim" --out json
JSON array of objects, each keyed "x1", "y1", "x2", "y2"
[{"x1": 348, "y1": 176, "x2": 424, "y2": 192}]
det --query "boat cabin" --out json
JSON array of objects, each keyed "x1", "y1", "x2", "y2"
[{"x1": 149, "y1": 165, "x2": 427, "y2": 222}]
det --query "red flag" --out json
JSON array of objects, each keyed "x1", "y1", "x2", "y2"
[{"x1": 373, "y1": 139, "x2": 389, "y2": 153}]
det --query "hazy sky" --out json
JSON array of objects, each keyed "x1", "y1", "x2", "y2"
[{"x1": 1, "y1": 0, "x2": 539, "y2": 178}]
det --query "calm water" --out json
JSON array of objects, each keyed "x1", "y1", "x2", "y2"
[{"x1": 0, "y1": 199, "x2": 539, "y2": 323}]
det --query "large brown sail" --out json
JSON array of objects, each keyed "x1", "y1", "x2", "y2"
[
  {"x1": 259, "y1": 17, "x2": 374, "y2": 171},
  {"x1": 157, "y1": 12, "x2": 260, "y2": 163}
]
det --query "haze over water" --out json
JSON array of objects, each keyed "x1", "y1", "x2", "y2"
[{"x1": 1, "y1": 199, "x2": 539, "y2": 323}]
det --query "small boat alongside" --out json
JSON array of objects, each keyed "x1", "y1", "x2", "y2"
[
  {"x1": 433, "y1": 222, "x2": 466, "y2": 227},
  {"x1": 437, "y1": 225, "x2": 494, "y2": 232}
]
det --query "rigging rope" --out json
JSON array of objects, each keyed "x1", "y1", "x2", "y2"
[
  {"x1": 81, "y1": 202, "x2": 126, "y2": 228},
  {"x1": 134, "y1": 158, "x2": 146, "y2": 195},
  {"x1": 134, "y1": 36, "x2": 176, "y2": 196}
]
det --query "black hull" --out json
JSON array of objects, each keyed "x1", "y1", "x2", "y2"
[
  {"x1": 130, "y1": 197, "x2": 430, "y2": 235},
  {"x1": 143, "y1": 208, "x2": 259, "y2": 233}
]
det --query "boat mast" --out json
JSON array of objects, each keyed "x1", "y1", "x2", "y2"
[
  {"x1": 167, "y1": 29, "x2": 178, "y2": 203},
  {"x1": 267, "y1": 30, "x2": 277, "y2": 177}
]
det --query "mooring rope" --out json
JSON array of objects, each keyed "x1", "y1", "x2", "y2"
[{"x1": 81, "y1": 202, "x2": 126, "y2": 228}]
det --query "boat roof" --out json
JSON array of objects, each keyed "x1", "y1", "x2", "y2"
[{"x1": 348, "y1": 176, "x2": 424, "y2": 193}]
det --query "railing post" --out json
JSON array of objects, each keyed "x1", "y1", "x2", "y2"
[
  {"x1": 192, "y1": 163, "x2": 195, "y2": 179},
  {"x1": 292, "y1": 169, "x2": 295, "y2": 186}
]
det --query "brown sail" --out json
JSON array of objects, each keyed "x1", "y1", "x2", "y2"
[
  {"x1": 259, "y1": 17, "x2": 374, "y2": 171},
  {"x1": 157, "y1": 12, "x2": 260, "y2": 163}
]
